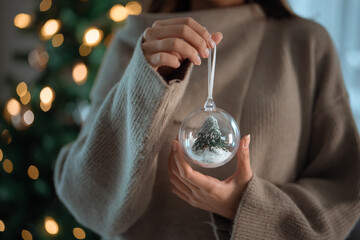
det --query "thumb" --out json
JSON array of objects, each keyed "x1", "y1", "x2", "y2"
[{"x1": 234, "y1": 134, "x2": 252, "y2": 179}]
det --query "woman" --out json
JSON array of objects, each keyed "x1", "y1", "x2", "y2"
[{"x1": 54, "y1": 0, "x2": 360, "y2": 239}]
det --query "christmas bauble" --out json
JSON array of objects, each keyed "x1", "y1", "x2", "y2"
[{"x1": 178, "y1": 107, "x2": 240, "y2": 168}]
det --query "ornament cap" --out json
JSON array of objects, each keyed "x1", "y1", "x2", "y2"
[{"x1": 204, "y1": 98, "x2": 216, "y2": 111}]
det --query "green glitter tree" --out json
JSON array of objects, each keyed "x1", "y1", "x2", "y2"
[{"x1": 192, "y1": 116, "x2": 228, "y2": 153}]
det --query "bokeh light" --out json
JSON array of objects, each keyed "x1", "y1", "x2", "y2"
[
  {"x1": 28, "y1": 47, "x2": 49, "y2": 71},
  {"x1": 39, "y1": 0, "x2": 52, "y2": 12},
  {"x1": 1, "y1": 130, "x2": 12, "y2": 145},
  {"x1": 72, "y1": 63, "x2": 88, "y2": 85},
  {"x1": 73, "y1": 227, "x2": 86, "y2": 239},
  {"x1": 11, "y1": 114, "x2": 23, "y2": 130},
  {"x1": 40, "y1": 101, "x2": 52, "y2": 112},
  {"x1": 44, "y1": 217, "x2": 59, "y2": 235},
  {"x1": 23, "y1": 110, "x2": 34, "y2": 126},
  {"x1": 83, "y1": 27, "x2": 103, "y2": 46},
  {"x1": 6, "y1": 98, "x2": 21, "y2": 116},
  {"x1": 21, "y1": 229, "x2": 33, "y2": 240},
  {"x1": 28, "y1": 165, "x2": 39, "y2": 180},
  {"x1": 79, "y1": 44, "x2": 92, "y2": 56},
  {"x1": 40, "y1": 86, "x2": 54, "y2": 104},
  {"x1": 52, "y1": 33, "x2": 64, "y2": 47},
  {"x1": 126, "y1": 1, "x2": 142, "y2": 15},
  {"x1": 3, "y1": 159, "x2": 14, "y2": 173},
  {"x1": 0, "y1": 149, "x2": 3, "y2": 162},
  {"x1": 16, "y1": 82, "x2": 28, "y2": 97},
  {"x1": 0, "y1": 219, "x2": 4, "y2": 232},
  {"x1": 109, "y1": 4, "x2": 128, "y2": 22},
  {"x1": 14, "y1": 13, "x2": 32, "y2": 29},
  {"x1": 40, "y1": 19, "x2": 60, "y2": 40},
  {"x1": 20, "y1": 91, "x2": 31, "y2": 105}
]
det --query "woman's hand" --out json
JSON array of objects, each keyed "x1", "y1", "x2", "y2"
[
  {"x1": 142, "y1": 17, "x2": 223, "y2": 77},
  {"x1": 168, "y1": 134, "x2": 253, "y2": 221}
]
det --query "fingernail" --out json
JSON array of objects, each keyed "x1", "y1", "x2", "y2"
[
  {"x1": 196, "y1": 55, "x2": 201, "y2": 65},
  {"x1": 172, "y1": 141, "x2": 177, "y2": 152},
  {"x1": 243, "y1": 134, "x2": 251, "y2": 149},
  {"x1": 208, "y1": 38, "x2": 215, "y2": 48},
  {"x1": 204, "y1": 48, "x2": 209, "y2": 58}
]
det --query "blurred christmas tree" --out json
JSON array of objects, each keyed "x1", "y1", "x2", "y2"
[{"x1": 0, "y1": 0, "x2": 142, "y2": 239}]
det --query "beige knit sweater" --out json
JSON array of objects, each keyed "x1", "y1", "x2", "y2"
[{"x1": 53, "y1": 3, "x2": 360, "y2": 240}]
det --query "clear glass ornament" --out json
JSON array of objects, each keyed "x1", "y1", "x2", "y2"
[{"x1": 178, "y1": 40, "x2": 240, "y2": 168}]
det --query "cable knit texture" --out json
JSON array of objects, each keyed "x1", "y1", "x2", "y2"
[{"x1": 53, "y1": 3, "x2": 360, "y2": 240}]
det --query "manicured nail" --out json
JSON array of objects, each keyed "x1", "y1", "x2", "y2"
[
  {"x1": 243, "y1": 134, "x2": 251, "y2": 149},
  {"x1": 172, "y1": 141, "x2": 177, "y2": 152},
  {"x1": 204, "y1": 48, "x2": 209, "y2": 58},
  {"x1": 196, "y1": 55, "x2": 201, "y2": 65}
]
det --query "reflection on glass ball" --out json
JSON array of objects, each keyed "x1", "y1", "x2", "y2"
[{"x1": 178, "y1": 107, "x2": 240, "y2": 168}]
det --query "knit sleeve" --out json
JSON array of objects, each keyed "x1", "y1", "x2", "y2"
[
  {"x1": 212, "y1": 26, "x2": 360, "y2": 240},
  {"x1": 53, "y1": 33, "x2": 193, "y2": 238}
]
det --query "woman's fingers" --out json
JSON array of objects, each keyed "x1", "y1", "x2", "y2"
[
  {"x1": 146, "y1": 52, "x2": 181, "y2": 70},
  {"x1": 172, "y1": 140, "x2": 220, "y2": 193},
  {"x1": 171, "y1": 184, "x2": 191, "y2": 203},
  {"x1": 211, "y1": 32, "x2": 223, "y2": 46},
  {"x1": 152, "y1": 17, "x2": 212, "y2": 48},
  {"x1": 142, "y1": 17, "x2": 223, "y2": 72},
  {"x1": 144, "y1": 25, "x2": 209, "y2": 58},
  {"x1": 142, "y1": 38, "x2": 201, "y2": 66},
  {"x1": 169, "y1": 148, "x2": 200, "y2": 191}
]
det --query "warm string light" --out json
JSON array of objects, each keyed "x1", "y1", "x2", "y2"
[
  {"x1": 72, "y1": 63, "x2": 88, "y2": 85},
  {"x1": 40, "y1": 19, "x2": 60, "y2": 40},
  {"x1": 79, "y1": 44, "x2": 92, "y2": 56},
  {"x1": 0, "y1": 149, "x2": 3, "y2": 162},
  {"x1": 6, "y1": 98, "x2": 21, "y2": 116},
  {"x1": 0, "y1": 219, "x2": 4, "y2": 232},
  {"x1": 83, "y1": 27, "x2": 103, "y2": 47},
  {"x1": 52, "y1": 33, "x2": 64, "y2": 47},
  {"x1": 108, "y1": 2, "x2": 142, "y2": 23},
  {"x1": 20, "y1": 91, "x2": 31, "y2": 105},
  {"x1": 126, "y1": 1, "x2": 142, "y2": 15},
  {"x1": 109, "y1": 4, "x2": 128, "y2": 22},
  {"x1": 73, "y1": 227, "x2": 86, "y2": 239},
  {"x1": 16, "y1": 82, "x2": 31, "y2": 105},
  {"x1": 21, "y1": 229, "x2": 33, "y2": 240},
  {"x1": 16, "y1": 82, "x2": 27, "y2": 97},
  {"x1": 28, "y1": 165, "x2": 39, "y2": 180},
  {"x1": 39, "y1": 0, "x2": 52, "y2": 12},
  {"x1": 3, "y1": 159, "x2": 13, "y2": 173},
  {"x1": 23, "y1": 110, "x2": 34, "y2": 126},
  {"x1": 14, "y1": 13, "x2": 32, "y2": 29},
  {"x1": 40, "y1": 87, "x2": 54, "y2": 104},
  {"x1": 44, "y1": 217, "x2": 59, "y2": 235},
  {"x1": 40, "y1": 86, "x2": 55, "y2": 112}
]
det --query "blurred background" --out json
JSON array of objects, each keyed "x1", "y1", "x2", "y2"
[{"x1": 0, "y1": 0, "x2": 358, "y2": 239}]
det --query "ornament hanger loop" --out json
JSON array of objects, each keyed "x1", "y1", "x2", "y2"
[{"x1": 204, "y1": 38, "x2": 217, "y2": 111}]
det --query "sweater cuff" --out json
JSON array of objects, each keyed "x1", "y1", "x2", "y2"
[
  {"x1": 229, "y1": 174, "x2": 265, "y2": 239},
  {"x1": 209, "y1": 175, "x2": 257, "y2": 240}
]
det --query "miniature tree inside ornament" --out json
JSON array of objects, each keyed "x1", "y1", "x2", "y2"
[{"x1": 178, "y1": 39, "x2": 240, "y2": 168}]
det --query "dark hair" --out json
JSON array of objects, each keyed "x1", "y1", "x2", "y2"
[{"x1": 147, "y1": 0, "x2": 295, "y2": 19}]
